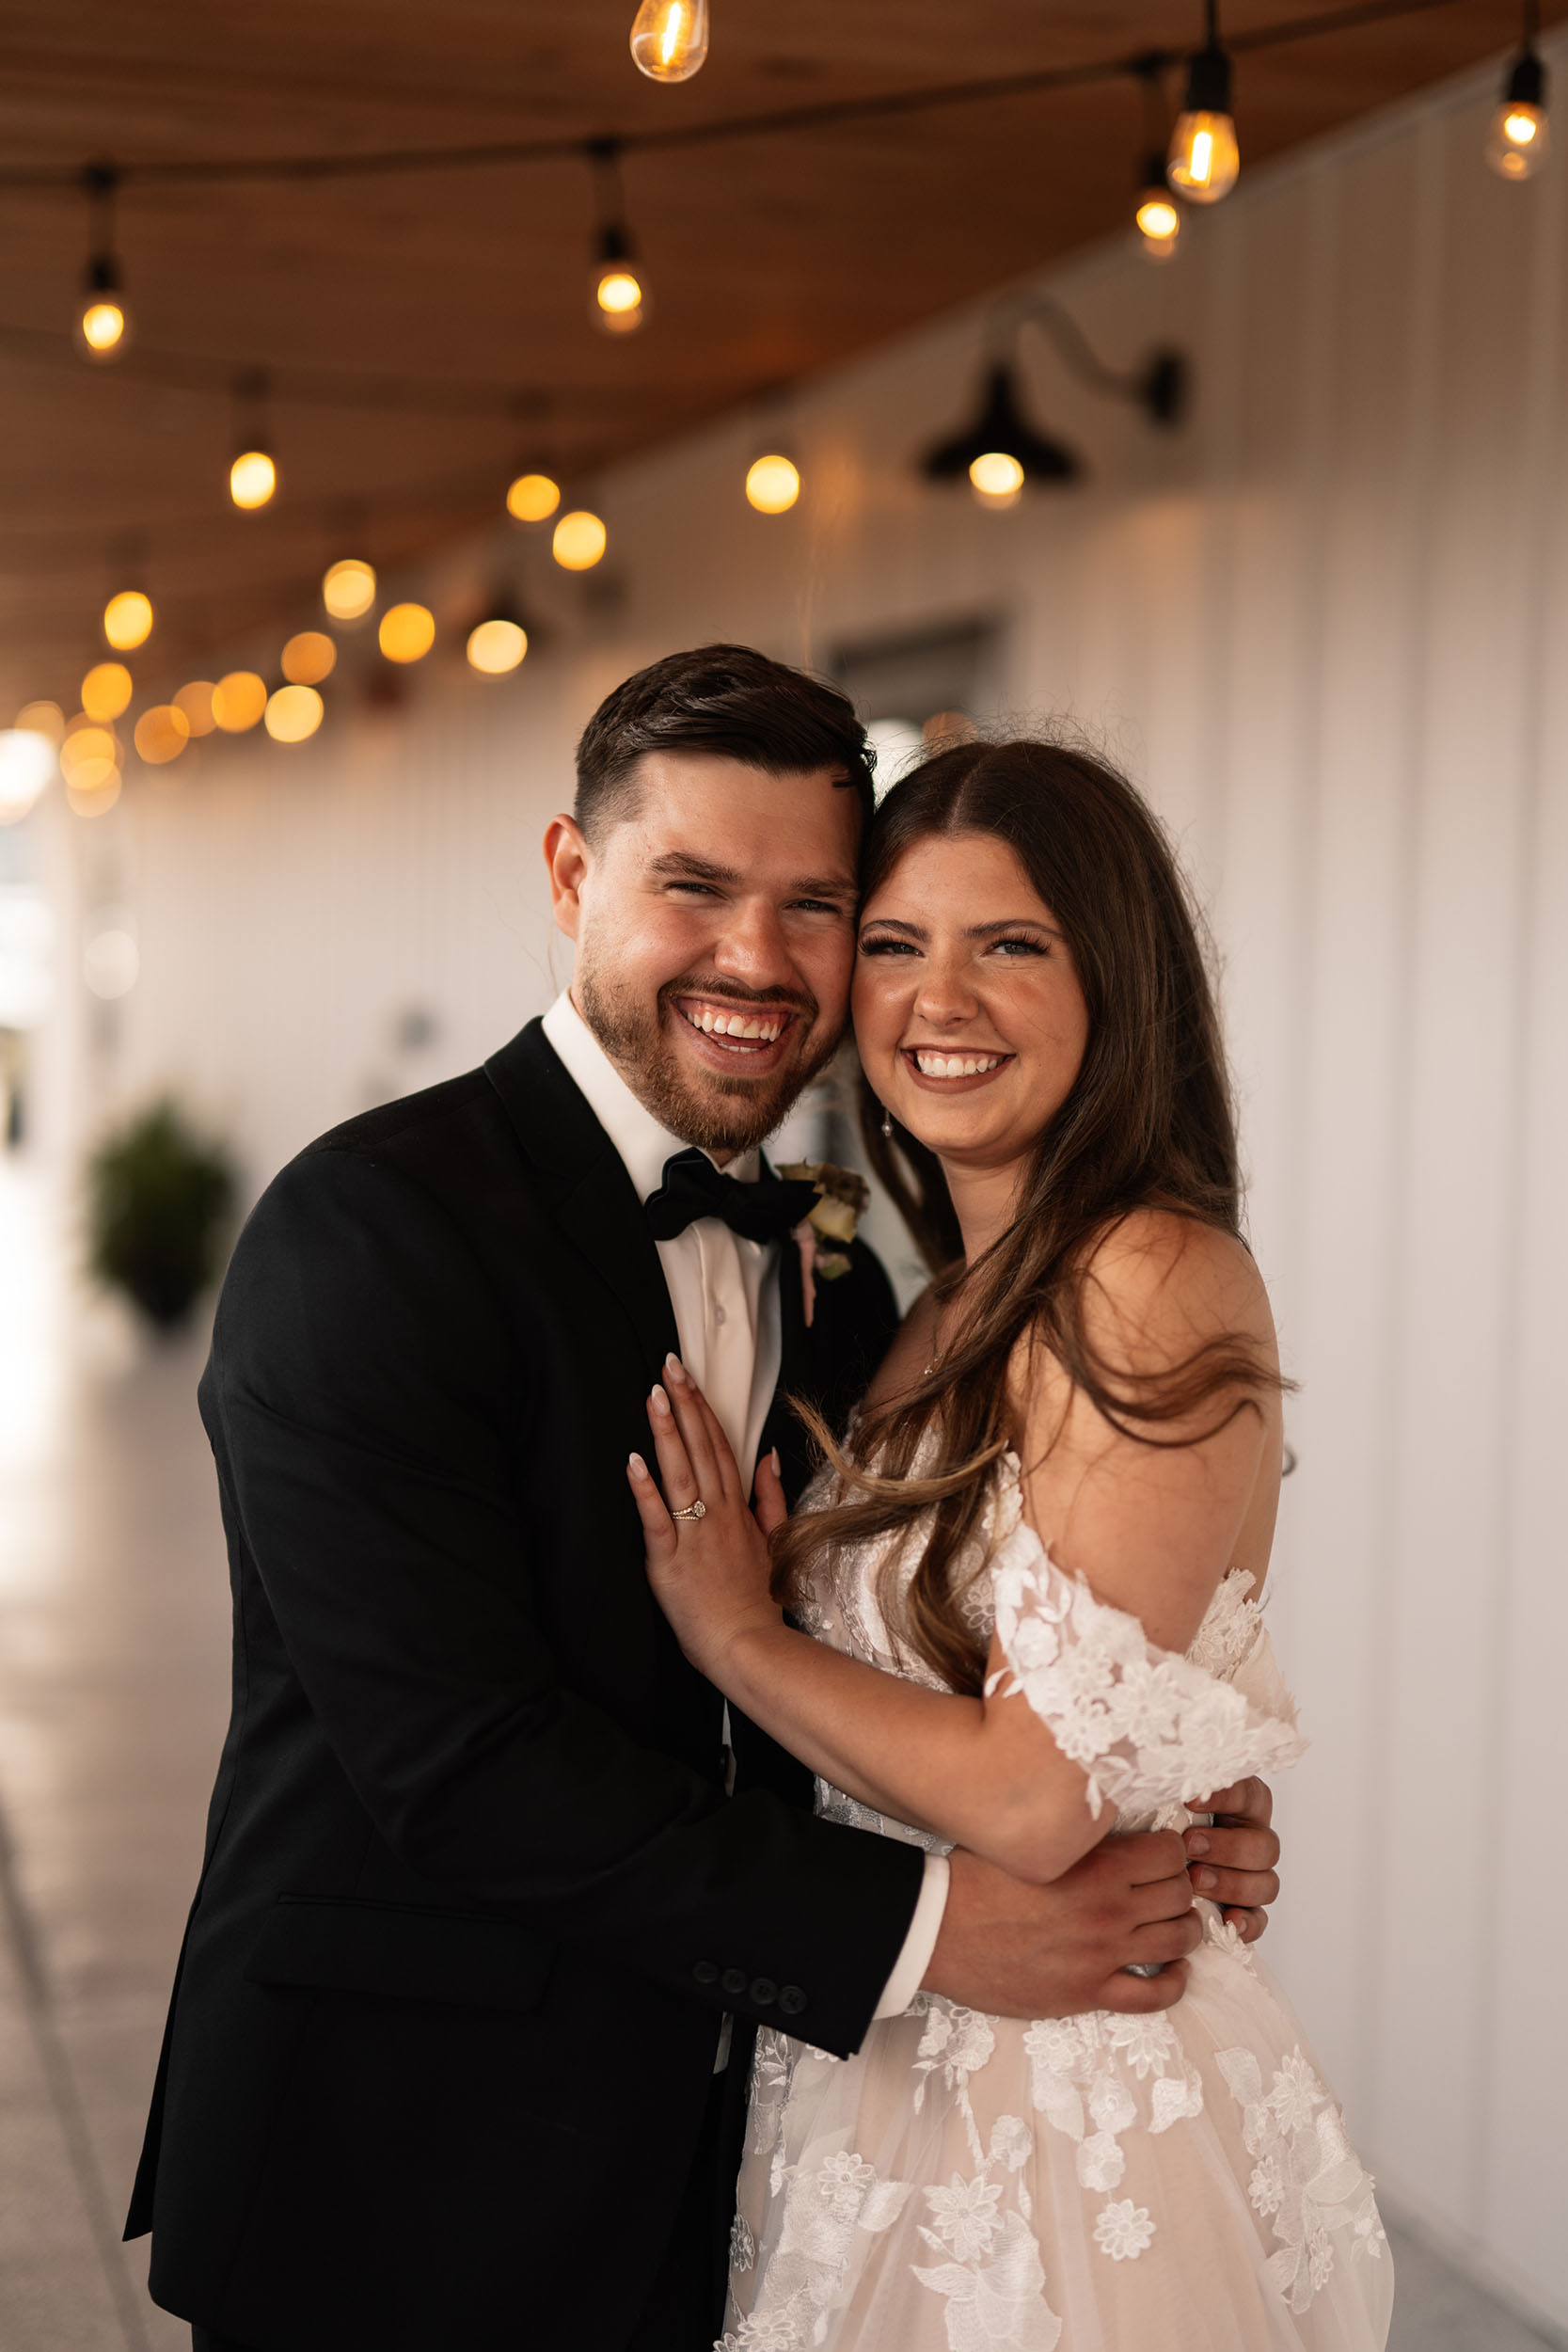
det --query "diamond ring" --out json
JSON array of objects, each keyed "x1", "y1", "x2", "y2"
[{"x1": 671, "y1": 1500, "x2": 706, "y2": 1521}]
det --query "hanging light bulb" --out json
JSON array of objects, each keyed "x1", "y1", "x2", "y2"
[
  {"x1": 553, "y1": 510, "x2": 608, "y2": 570},
  {"x1": 323, "y1": 558, "x2": 376, "y2": 621},
  {"x1": 587, "y1": 142, "x2": 650, "y2": 335},
  {"x1": 1488, "y1": 8, "x2": 1550, "y2": 181},
  {"x1": 73, "y1": 165, "x2": 133, "y2": 363},
  {"x1": 103, "y1": 589, "x2": 153, "y2": 650},
  {"x1": 230, "y1": 370, "x2": 277, "y2": 510},
  {"x1": 1168, "y1": 3, "x2": 1239, "y2": 205},
  {"x1": 1135, "y1": 183, "x2": 1181, "y2": 260},
  {"x1": 745, "y1": 453, "x2": 800, "y2": 514},
  {"x1": 506, "y1": 472, "x2": 562, "y2": 523},
  {"x1": 629, "y1": 0, "x2": 709, "y2": 83}
]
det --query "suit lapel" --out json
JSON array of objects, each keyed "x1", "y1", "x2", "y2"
[{"x1": 483, "y1": 1021, "x2": 679, "y2": 1380}]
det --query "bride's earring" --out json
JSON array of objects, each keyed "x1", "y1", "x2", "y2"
[{"x1": 880, "y1": 1107, "x2": 893, "y2": 1139}]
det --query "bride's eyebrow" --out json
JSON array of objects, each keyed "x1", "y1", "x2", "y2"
[{"x1": 859, "y1": 915, "x2": 1065, "y2": 941}]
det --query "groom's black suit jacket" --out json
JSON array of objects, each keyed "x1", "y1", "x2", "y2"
[{"x1": 126, "y1": 1020, "x2": 923, "y2": 2351}]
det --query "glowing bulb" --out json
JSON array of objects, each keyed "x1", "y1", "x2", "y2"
[
  {"x1": 745, "y1": 454, "x2": 800, "y2": 514},
  {"x1": 81, "y1": 662, "x2": 133, "y2": 722},
  {"x1": 103, "y1": 590, "x2": 152, "y2": 651},
  {"x1": 552, "y1": 510, "x2": 608, "y2": 571},
  {"x1": 174, "y1": 682, "x2": 217, "y2": 737},
  {"x1": 1168, "y1": 109, "x2": 1238, "y2": 201},
  {"x1": 60, "y1": 723, "x2": 122, "y2": 796},
  {"x1": 1135, "y1": 189, "x2": 1181, "y2": 261},
  {"x1": 281, "y1": 631, "x2": 337, "y2": 686},
  {"x1": 507, "y1": 473, "x2": 562, "y2": 523},
  {"x1": 211, "y1": 672, "x2": 267, "y2": 732},
  {"x1": 1488, "y1": 49, "x2": 1550, "y2": 180},
  {"x1": 264, "y1": 685, "x2": 325, "y2": 742},
  {"x1": 76, "y1": 295, "x2": 130, "y2": 360},
  {"x1": 133, "y1": 706, "x2": 191, "y2": 765},
  {"x1": 377, "y1": 603, "x2": 436, "y2": 663},
  {"x1": 968, "y1": 452, "x2": 1024, "y2": 511},
  {"x1": 230, "y1": 450, "x2": 277, "y2": 510},
  {"x1": 323, "y1": 559, "x2": 376, "y2": 621},
  {"x1": 467, "y1": 619, "x2": 528, "y2": 675},
  {"x1": 0, "y1": 730, "x2": 57, "y2": 823},
  {"x1": 630, "y1": 0, "x2": 709, "y2": 82},
  {"x1": 592, "y1": 260, "x2": 648, "y2": 336}
]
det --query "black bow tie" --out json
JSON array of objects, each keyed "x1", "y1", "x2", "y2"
[{"x1": 645, "y1": 1148, "x2": 820, "y2": 1247}]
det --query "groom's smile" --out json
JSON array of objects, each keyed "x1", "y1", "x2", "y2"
[{"x1": 546, "y1": 750, "x2": 863, "y2": 1156}]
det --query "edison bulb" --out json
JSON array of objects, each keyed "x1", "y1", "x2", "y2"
[
  {"x1": 467, "y1": 620, "x2": 528, "y2": 675},
  {"x1": 1168, "y1": 110, "x2": 1239, "y2": 203},
  {"x1": 323, "y1": 559, "x2": 376, "y2": 621},
  {"x1": 1135, "y1": 189, "x2": 1181, "y2": 262},
  {"x1": 592, "y1": 260, "x2": 647, "y2": 336},
  {"x1": 76, "y1": 294, "x2": 131, "y2": 361},
  {"x1": 745, "y1": 454, "x2": 800, "y2": 514},
  {"x1": 1488, "y1": 100, "x2": 1550, "y2": 179},
  {"x1": 264, "y1": 686, "x2": 325, "y2": 743},
  {"x1": 230, "y1": 450, "x2": 277, "y2": 510},
  {"x1": 82, "y1": 662, "x2": 133, "y2": 721},
  {"x1": 552, "y1": 511, "x2": 607, "y2": 571},
  {"x1": 377, "y1": 604, "x2": 436, "y2": 663},
  {"x1": 103, "y1": 590, "x2": 153, "y2": 650},
  {"x1": 630, "y1": 0, "x2": 708, "y2": 83},
  {"x1": 506, "y1": 472, "x2": 561, "y2": 523},
  {"x1": 968, "y1": 452, "x2": 1024, "y2": 512}
]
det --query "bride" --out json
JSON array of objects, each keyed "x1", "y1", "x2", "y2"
[{"x1": 626, "y1": 736, "x2": 1393, "y2": 2351}]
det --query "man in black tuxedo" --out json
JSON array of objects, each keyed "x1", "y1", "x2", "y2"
[{"x1": 127, "y1": 645, "x2": 1283, "y2": 2352}]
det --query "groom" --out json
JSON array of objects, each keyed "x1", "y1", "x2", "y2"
[{"x1": 127, "y1": 645, "x2": 1282, "y2": 2352}]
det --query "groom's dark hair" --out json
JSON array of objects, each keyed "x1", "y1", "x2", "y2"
[{"x1": 574, "y1": 644, "x2": 876, "y2": 843}]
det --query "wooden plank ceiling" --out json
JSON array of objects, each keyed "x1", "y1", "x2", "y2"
[{"x1": 0, "y1": 0, "x2": 1550, "y2": 713}]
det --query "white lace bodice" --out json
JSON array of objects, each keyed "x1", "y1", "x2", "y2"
[{"x1": 798, "y1": 1446, "x2": 1305, "y2": 1852}]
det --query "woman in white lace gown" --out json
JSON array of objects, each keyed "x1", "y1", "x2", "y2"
[{"x1": 628, "y1": 738, "x2": 1392, "y2": 2351}]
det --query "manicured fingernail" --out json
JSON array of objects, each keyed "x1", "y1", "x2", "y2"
[
  {"x1": 1195, "y1": 1867, "x2": 1217, "y2": 1892},
  {"x1": 665, "y1": 1354, "x2": 689, "y2": 1385},
  {"x1": 628, "y1": 1452, "x2": 648, "y2": 1477},
  {"x1": 650, "y1": 1385, "x2": 672, "y2": 1416},
  {"x1": 771, "y1": 1447, "x2": 781, "y2": 1475},
  {"x1": 1184, "y1": 1831, "x2": 1210, "y2": 1857}
]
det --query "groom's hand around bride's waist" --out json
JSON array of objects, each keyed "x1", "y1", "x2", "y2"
[{"x1": 920, "y1": 1835, "x2": 1206, "y2": 2018}]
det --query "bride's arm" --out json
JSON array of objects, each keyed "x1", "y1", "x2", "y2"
[{"x1": 631, "y1": 1213, "x2": 1282, "y2": 1885}]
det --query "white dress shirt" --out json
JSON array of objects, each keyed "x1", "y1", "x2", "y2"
[{"x1": 542, "y1": 992, "x2": 947, "y2": 2024}]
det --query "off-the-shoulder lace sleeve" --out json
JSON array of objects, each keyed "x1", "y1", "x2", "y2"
[{"x1": 986, "y1": 1518, "x2": 1306, "y2": 1818}]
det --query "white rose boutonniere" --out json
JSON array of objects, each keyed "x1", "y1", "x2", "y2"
[{"x1": 776, "y1": 1161, "x2": 870, "y2": 1327}]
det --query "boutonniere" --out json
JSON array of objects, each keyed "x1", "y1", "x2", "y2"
[{"x1": 776, "y1": 1161, "x2": 870, "y2": 1326}]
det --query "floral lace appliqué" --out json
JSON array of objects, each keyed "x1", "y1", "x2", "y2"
[{"x1": 1216, "y1": 2043, "x2": 1387, "y2": 2312}]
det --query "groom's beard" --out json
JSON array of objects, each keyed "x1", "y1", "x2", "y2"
[{"x1": 577, "y1": 964, "x2": 840, "y2": 1155}]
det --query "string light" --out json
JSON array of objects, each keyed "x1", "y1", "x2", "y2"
[
  {"x1": 588, "y1": 141, "x2": 649, "y2": 336},
  {"x1": 264, "y1": 685, "x2": 325, "y2": 742},
  {"x1": 281, "y1": 631, "x2": 337, "y2": 685},
  {"x1": 1488, "y1": 3, "x2": 1550, "y2": 180},
  {"x1": 230, "y1": 371, "x2": 277, "y2": 511},
  {"x1": 74, "y1": 165, "x2": 132, "y2": 363},
  {"x1": 1133, "y1": 58, "x2": 1181, "y2": 261},
  {"x1": 211, "y1": 672, "x2": 267, "y2": 732},
  {"x1": 323, "y1": 559, "x2": 376, "y2": 621},
  {"x1": 81, "y1": 662, "x2": 134, "y2": 722},
  {"x1": 174, "y1": 682, "x2": 217, "y2": 736},
  {"x1": 1168, "y1": 2, "x2": 1239, "y2": 205},
  {"x1": 103, "y1": 590, "x2": 153, "y2": 650},
  {"x1": 552, "y1": 510, "x2": 608, "y2": 569},
  {"x1": 745, "y1": 453, "x2": 800, "y2": 514},
  {"x1": 378, "y1": 603, "x2": 436, "y2": 662},
  {"x1": 60, "y1": 720, "x2": 122, "y2": 801},
  {"x1": 630, "y1": 0, "x2": 709, "y2": 83},
  {"x1": 506, "y1": 472, "x2": 562, "y2": 522},
  {"x1": 133, "y1": 706, "x2": 191, "y2": 764},
  {"x1": 467, "y1": 618, "x2": 529, "y2": 674}
]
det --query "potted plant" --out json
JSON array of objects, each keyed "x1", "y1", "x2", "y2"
[{"x1": 86, "y1": 1099, "x2": 237, "y2": 1330}]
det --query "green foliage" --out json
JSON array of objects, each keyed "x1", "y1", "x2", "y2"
[{"x1": 86, "y1": 1099, "x2": 236, "y2": 1329}]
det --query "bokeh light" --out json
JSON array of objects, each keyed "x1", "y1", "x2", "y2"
[
  {"x1": 174, "y1": 682, "x2": 217, "y2": 737},
  {"x1": 60, "y1": 723, "x2": 121, "y2": 789},
  {"x1": 134, "y1": 707, "x2": 191, "y2": 765},
  {"x1": 506, "y1": 473, "x2": 561, "y2": 524},
  {"x1": 82, "y1": 662, "x2": 134, "y2": 722},
  {"x1": 0, "y1": 731, "x2": 57, "y2": 824},
  {"x1": 212, "y1": 673, "x2": 267, "y2": 733},
  {"x1": 281, "y1": 631, "x2": 337, "y2": 686},
  {"x1": 745, "y1": 454, "x2": 800, "y2": 515},
  {"x1": 83, "y1": 924, "x2": 139, "y2": 998},
  {"x1": 264, "y1": 685, "x2": 325, "y2": 742},
  {"x1": 467, "y1": 620, "x2": 528, "y2": 675},
  {"x1": 14, "y1": 701, "x2": 65, "y2": 744},
  {"x1": 378, "y1": 603, "x2": 436, "y2": 663},
  {"x1": 67, "y1": 771, "x2": 122, "y2": 818},
  {"x1": 77, "y1": 298, "x2": 130, "y2": 360},
  {"x1": 968, "y1": 452, "x2": 1025, "y2": 510},
  {"x1": 103, "y1": 591, "x2": 153, "y2": 650},
  {"x1": 552, "y1": 511, "x2": 607, "y2": 571},
  {"x1": 230, "y1": 450, "x2": 277, "y2": 510},
  {"x1": 592, "y1": 264, "x2": 646, "y2": 336},
  {"x1": 323, "y1": 559, "x2": 376, "y2": 621}
]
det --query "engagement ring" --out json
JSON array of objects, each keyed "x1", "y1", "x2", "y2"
[{"x1": 671, "y1": 1500, "x2": 706, "y2": 1521}]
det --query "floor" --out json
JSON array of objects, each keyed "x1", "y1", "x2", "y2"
[{"x1": 0, "y1": 1159, "x2": 1557, "y2": 2352}]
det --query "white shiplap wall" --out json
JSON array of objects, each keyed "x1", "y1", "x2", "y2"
[{"x1": 34, "y1": 37, "x2": 1568, "y2": 2331}]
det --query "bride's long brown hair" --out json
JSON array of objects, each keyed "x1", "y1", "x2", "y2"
[{"x1": 770, "y1": 736, "x2": 1281, "y2": 1694}]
